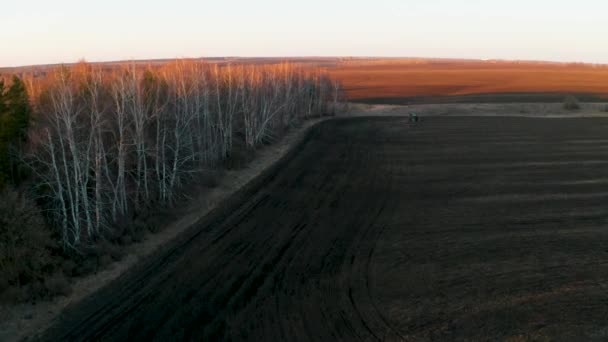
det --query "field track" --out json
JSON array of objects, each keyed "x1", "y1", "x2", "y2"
[{"x1": 41, "y1": 117, "x2": 608, "y2": 341}]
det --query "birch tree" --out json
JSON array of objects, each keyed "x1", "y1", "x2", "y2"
[{"x1": 27, "y1": 60, "x2": 337, "y2": 250}]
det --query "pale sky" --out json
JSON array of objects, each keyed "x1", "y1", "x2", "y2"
[{"x1": 2, "y1": 0, "x2": 608, "y2": 67}]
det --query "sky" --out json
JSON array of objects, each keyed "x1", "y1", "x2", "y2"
[{"x1": 2, "y1": 0, "x2": 608, "y2": 67}]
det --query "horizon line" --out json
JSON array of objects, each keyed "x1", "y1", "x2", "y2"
[{"x1": 2, "y1": 56, "x2": 608, "y2": 70}]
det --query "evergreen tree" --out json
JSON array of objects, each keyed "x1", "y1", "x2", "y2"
[
  {"x1": 0, "y1": 80, "x2": 5, "y2": 113},
  {"x1": 0, "y1": 79, "x2": 8, "y2": 187},
  {"x1": 0, "y1": 76, "x2": 31, "y2": 187},
  {"x1": 5, "y1": 76, "x2": 31, "y2": 143}
]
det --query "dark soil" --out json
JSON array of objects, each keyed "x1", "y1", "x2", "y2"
[{"x1": 39, "y1": 117, "x2": 608, "y2": 341}]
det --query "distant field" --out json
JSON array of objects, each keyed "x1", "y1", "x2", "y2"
[
  {"x1": 326, "y1": 59, "x2": 608, "y2": 104},
  {"x1": 4, "y1": 57, "x2": 608, "y2": 104}
]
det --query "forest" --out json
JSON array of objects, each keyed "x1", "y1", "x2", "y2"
[{"x1": 0, "y1": 60, "x2": 339, "y2": 302}]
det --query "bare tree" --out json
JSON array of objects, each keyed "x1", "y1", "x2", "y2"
[{"x1": 27, "y1": 60, "x2": 338, "y2": 250}]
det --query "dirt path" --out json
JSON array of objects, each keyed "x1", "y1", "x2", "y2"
[
  {"x1": 347, "y1": 102, "x2": 608, "y2": 118},
  {"x1": 39, "y1": 117, "x2": 608, "y2": 341}
]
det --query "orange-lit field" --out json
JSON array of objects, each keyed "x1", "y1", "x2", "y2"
[
  {"x1": 5, "y1": 58, "x2": 608, "y2": 104},
  {"x1": 327, "y1": 59, "x2": 608, "y2": 103}
]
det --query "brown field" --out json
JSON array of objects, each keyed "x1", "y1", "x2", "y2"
[
  {"x1": 326, "y1": 59, "x2": 608, "y2": 103},
  {"x1": 40, "y1": 117, "x2": 608, "y2": 341},
  {"x1": 5, "y1": 57, "x2": 608, "y2": 104}
]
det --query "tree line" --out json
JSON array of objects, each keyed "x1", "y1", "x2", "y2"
[
  {"x1": 0, "y1": 60, "x2": 339, "y2": 301},
  {"x1": 20, "y1": 60, "x2": 338, "y2": 251}
]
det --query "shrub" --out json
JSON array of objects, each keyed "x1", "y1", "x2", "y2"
[
  {"x1": 0, "y1": 286, "x2": 24, "y2": 303},
  {"x1": 44, "y1": 274, "x2": 72, "y2": 297},
  {"x1": 61, "y1": 259, "x2": 77, "y2": 277},
  {"x1": 223, "y1": 142, "x2": 256, "y2": 170},
  {"x1": 98, "y1": 254, "x2": 113, "y2": 268},
  {"x1": 563, "y1": 95, "x2": 580, "y2": 110},
  {"x1": 200, "y1": 169, "x2": 223, "y2": 188},
  {"x1": 0, "y1": 188, "x2": 57, "y2": 300},
  {"x1": 73, "y1": 258, "x2": 97, "y2": 277}
]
